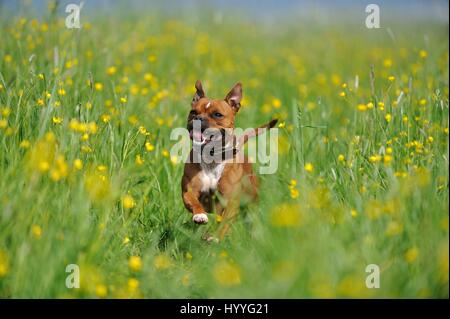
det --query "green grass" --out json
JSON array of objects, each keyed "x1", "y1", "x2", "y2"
[{"x1": 0, "y1": 4, "x2": 448, "y2": 298}]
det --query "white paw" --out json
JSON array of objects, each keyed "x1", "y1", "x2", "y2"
[{"x1": 193, "y1": 213, "x2": 208, "y2": 224}]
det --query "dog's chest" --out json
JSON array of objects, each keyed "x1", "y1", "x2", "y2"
[{"x1": 199, "y1": 162, "x2": 225, "y2": 193}]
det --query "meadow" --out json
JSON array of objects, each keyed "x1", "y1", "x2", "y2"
[{"x1": 0, "y1": 3, "x2": 448, "y2": 298}]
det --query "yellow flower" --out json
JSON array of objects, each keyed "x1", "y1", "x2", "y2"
[
  {"x1": 272, "y1": 98, "x2": 282, "y2": 108},
  {"x1": 37, "y1": 98, "x2": 45, "y2": 106},
  {"x1": 366, "y1": 102, "x2": 374, "y2": 109},
  {"x1": 386, "y1": 221, "x2": 403, "y2": 236},
  {"x1": 3, "y1": 54, "x2": 12, "y2": 63},
  {"x1": 438, "y1": 243, "x2": 449, "y2": 283},
  {"x1": 170, "y1": 155, "x2": 179, "y2": 165},
  {"x1": 405, "y1": 247, "x2": 419, "y2": 263},
  {"x1": 38, "y1": 161, "x2": 50, "y2": 172},
  {"x1": 290, "y1": 188, "x2": 299, "y2": 199},
  {"x1": 0, "y1": 119, "x2": 7, "y2": 129},
  {"x1": 128, "y1": 256, "x2": 142, "y2": 272},
  {"x1": 73, "y1": 159, "x2": 83, "y2": 170},
  {"x1": 81, "y1": 145, "x2": 93, "y2": 153},
  {"x1": 395, "y1": 171, "x2": 408, "y2": 178},
  {"x1": 338, "y1": 154, "x2": 345, "y2": 162},
  {"x1": 106, "y1": 66, "x2": 117, "y2": 75},
  {"x1": 145, "y1": 142, "x2": 155, "y2": 152},
  {"x1": 95, "y1": 284, "x2": 108, "y2": 298},
  {"x1": 383, "y1": 58, "x2": 393, "y2": 68},
  {"x1": 338, "y1": 275, "x2": 370, "y2": 298},
  {"x1": 38, "y1": 73, "x2": 45, "y2": 80},
  {"x1": 185, "y1": 252, "x2": 193, "y2": 260},
  {"x1": 57, "y1": 88, "x2": 66, "y2": 96},
  {"x1": 385, "y1": 113, "x2": 392, "y2": 122},
  {"x1": 31, "y1": 224, "x2": 42, "y2": 239},
  {"x1": 419, "y1": 98, "x2": 427, "y2": 106},
  {"x1": 120, "y1": 97, "x2": 127, "y2": 104},
  {"x1": 419, "y1": 49, "x2": 428, "y2": 59},
  {"x1": 138, "y1": 126, "x2": 149, "y2": 135},
  {"x1": 369, "y1": 155, "x2": 381, "y2": 163},
  {"x1": 182, "y1": 274, "x2": 190, "y2": 286},
  {"x1": 81, "y1": 133, "x2": 89, "y2": 141},
  {"x1": 383, "y1": 155, "x2": 393, "y2": 165},
  {"x1": 388, "y1": 75, "x2": 395, "y2": 82},
  {"x1": 162, "y1": 149, "x2": 169, "y2": 157},
  {"x1": 135, "y1": 154, "x2": 144, "y2": 165},
  {"x1": 94, "y1": 82, "x2": 103, "y2": 91},
  {"x1": 101, "y1": 114, "x2": 111, "y2": 123},
  {"x1": 339, "y1": 91, "x2": 346, "y2": 97},
  {"x1": 96, "y1": 165, "x2": 107, "y2": 172},
  {"x1": 19, "y1": 140, "x2": 31, "y2": 149},
  {"x1": 350, "y1": 209, "x2": 358, "y2": 218},
  {"x1": 122, "y1": 195, "x2": 136, "y2": 209},
  {"x1": 288, "y1": 179, "x2": 299, "y2": 198},
  {"x1": 213, "y1": 261, "x2": 241, "y2": 286},
  {"x1": 270, "y1": 203, "x2": 302, "y2": 227},
  {"x1": 304, "y1": 162, "x2": 314, "y2": 173},
  {"x1": 0, "y1": 250, "x2": 9, "y2": 278},
  {"x1": 52, "y1": 116, "x2": 63, "y2": 124},
  {"x1": 123, "y1": 236, "x2": 130, "y2": 245},
  {"x1": 127, "y1": 278, "x2": 139, "y2": 291},
  {"x1": 154, "y1": 254, "x2": 172, "y2": 270},
  {"x1": 378, "y1": 101, "x2": 385, "y2": 111},
  {"x1": 357, "y1": 103, "x2": 367, "y2": 112},
  {"x1": 84, "y1": 171, "x2": 111, "y2": 202}
]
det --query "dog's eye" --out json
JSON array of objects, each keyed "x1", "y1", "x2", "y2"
[
  {"x1": 213, "y1": 112, "x2": 223, "y2": 118},
  {"x1": 189, "y1": 110, "x2": 197, "y2": 116}
]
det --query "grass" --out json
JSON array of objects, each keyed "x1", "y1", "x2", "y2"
[{"x1": 0, "y1": 3, "x2": 448, "y2": 298}]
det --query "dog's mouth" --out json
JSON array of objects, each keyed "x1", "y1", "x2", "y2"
[
  {"x1": 189, "y1": 128, "x2": 225, "y2": 146},
  {"x1": 189, "y1": 129, "x2": 222, "y2": 145}
]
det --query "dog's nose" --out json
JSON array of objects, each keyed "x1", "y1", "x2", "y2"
[{"x1": 193, "y1": 115, "x2": 204, "y2": 122}]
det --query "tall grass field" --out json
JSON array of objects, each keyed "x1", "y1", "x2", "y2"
[{"x1": 0, "y1": 1, "x2": 448, "y2": 298}]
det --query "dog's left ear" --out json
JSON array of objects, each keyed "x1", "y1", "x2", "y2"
[
  {"x1": 225, "y1": 82, "x2": 242, "y2": 112},
  {"x1": 192, "y1": 80, "x2": 205, "y2": 106}
]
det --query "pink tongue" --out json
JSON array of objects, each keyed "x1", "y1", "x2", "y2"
[{"x1": 193, "y1": 131, "x2": 203, "y2": 142}]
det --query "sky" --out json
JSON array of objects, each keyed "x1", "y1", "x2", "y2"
[{"x1": 0, "y1": 0, "x2": 448, "y2": 23}]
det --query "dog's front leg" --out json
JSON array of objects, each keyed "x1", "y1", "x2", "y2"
[{"x1": 182, "y1": 189, "x2": 209, "y2": 224}]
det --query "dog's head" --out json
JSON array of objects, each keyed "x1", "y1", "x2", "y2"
[{"x1": 187, "y1": 80, "x2": 242, "y2": 146}]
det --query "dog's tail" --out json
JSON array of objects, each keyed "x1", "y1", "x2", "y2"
[{"x1": 236, "y1": 119, "x2": 278, "y2": 148}]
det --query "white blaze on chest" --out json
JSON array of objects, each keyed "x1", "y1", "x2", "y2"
[{"x1": 199, "y1": 162, "x2": 225, "y2": 192}]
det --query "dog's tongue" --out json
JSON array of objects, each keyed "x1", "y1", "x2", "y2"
[{"x1": 192, "y1": 131, "x2": 203, "y2": 142}]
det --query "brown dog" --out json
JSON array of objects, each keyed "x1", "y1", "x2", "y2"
[{"x1": 181, "y1": 80, "x2": 277, "y2": 239}]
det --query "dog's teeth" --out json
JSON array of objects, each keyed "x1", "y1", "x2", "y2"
[{"x1": 193, "y1": 213, "x2": 208, "y2": 224}]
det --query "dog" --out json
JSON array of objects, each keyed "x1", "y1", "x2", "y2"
[{"x1": 181, "y1": 80, "x2": 277, "y2": 240}]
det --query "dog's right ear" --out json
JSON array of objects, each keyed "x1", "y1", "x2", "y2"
[{"x1": 192, "y1": 80, "x2": 205, "y2": 106}]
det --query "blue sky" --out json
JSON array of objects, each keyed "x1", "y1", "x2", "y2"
[{"x1": 0, "y1": 0, "x2": 448, "y2": 23}]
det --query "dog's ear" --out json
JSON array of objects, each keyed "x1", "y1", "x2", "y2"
[
  {"x1": 192, "y1": 80, "x2": 205, "y2": 106},
  {"x1": 225, "y1": 82, "x2": 242, "y2": 112}
]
